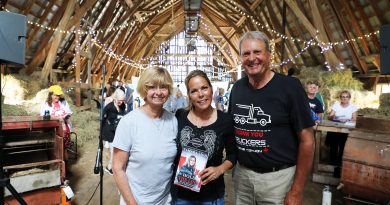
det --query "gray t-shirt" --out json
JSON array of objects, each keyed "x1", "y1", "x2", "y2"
[{"x1": 113, "y1": 108, "x2": 178, "y2": 205}]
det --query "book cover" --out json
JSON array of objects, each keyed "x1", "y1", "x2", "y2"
[{"x1": 174, "y1": 147, "x2": 208, "y2": 192}]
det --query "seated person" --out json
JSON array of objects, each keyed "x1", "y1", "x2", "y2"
[
  {"x1": 40, "y1": 85, "x2": 73, "y2": 148},
  {"x1": 326, "y1": 90, "x2": 357, "y2": 177}
]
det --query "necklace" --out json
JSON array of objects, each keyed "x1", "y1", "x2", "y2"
[
  {"x1": 190, "y1": 108, "x2": 215, "y2": 128},
  {"x1": 140, "y1": 105, "x2": 164, "y2": 130},
  {"x1": 152, "y1": 118, "x2": 164, "y2": 130}
]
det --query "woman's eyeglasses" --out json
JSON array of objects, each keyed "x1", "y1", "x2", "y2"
[{"x1": 146, "y1": 85, "x2": 168, "y2": 92}]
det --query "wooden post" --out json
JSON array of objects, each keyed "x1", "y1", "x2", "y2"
[
  {"x1": 75, "y1": 24, "x2": 81, "y2": 107},
  {"x1": 280, "y1": 0, "x2": 287, "y2": 72},
  {"x1": 87, "y1": 28, "x2": 92, "y2": 105}
]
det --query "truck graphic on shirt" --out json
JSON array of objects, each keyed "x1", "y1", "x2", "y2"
[{"x1": 233, "y1": 104, "x2": 271, "y2": 126}]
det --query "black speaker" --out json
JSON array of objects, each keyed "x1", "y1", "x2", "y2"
[
  {"x1": 0, "y1": 11, "x2": 26, "y2": 65},
  {"x1": 380, "y1": 24, "x2": 390, "y2": 75}
]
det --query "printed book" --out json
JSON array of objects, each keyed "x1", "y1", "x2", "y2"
[{"x1": 174, "y1": 147, "x2": 208, "y2": 192}]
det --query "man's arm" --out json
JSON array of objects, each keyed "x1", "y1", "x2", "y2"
[{"x1": 285, "y1": 127, "x2": 314, "y2": 205}]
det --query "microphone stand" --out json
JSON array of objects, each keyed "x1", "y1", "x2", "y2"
[{"x1": 93, "y1": 64, "x2": 106, "y2": 205}]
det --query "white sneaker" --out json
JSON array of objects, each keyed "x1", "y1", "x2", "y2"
[{"x1": 104, "y1": 167, "x2": 113, "y2": 175}]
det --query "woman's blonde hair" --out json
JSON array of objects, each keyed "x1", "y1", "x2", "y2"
[
  {"x1": 339, "y1": 90, "x2": 351, "y2": 98},
  {"x1": 137, "y1": 67, "x2": 173, "y2": 99}
]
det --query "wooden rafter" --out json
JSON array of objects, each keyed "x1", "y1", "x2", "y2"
[
  {"x1": 41, "y1": 0, "x2": 76, "y2": 81},
  {"x1": 328, "y1": 0, "x2": 366, "y2": 73},
  {"x1": 285, "y1": 0, "x2": 340, "y2": 70},
  {"x1": 26, "y1": 0, "x2": 55, "y2": 49},
  {"x1": 203, "y1": 9, "x2": 239, "y2": 56},
  {"x1": 25, "y1": 1, "x2": 68, "y2": 75}
]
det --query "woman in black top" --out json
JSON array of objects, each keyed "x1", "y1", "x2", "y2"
[
  {"x1": 173, "y1": 70, "x2": 236, "y2": 204},
  {"x1": 102, "y1": 89, "x2": 127, "y2": 174}
]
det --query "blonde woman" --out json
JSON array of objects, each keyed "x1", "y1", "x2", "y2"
[
  {"x1": 112, "y1": 67, "x2": 177, "y2": 205},
  {"x1": 326, "y1": 90, "x2": 357, "y2": 175},
  {"x1": 102, "y1": 89, "x2": 127, "y2": 175}
]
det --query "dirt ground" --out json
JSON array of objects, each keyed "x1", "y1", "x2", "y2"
[{"x1": 68, "y1": 139, "x2": 367, "y2": 205}]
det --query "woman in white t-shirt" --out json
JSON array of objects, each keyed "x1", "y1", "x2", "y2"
[
  {"x1": 328, "y1": 90, "x2": 357, "y2": 123},
  {"x1": 112, "y1": 67, "x2": 177, "y2": 205},
  {"x1": 326, "y1": 90, "x2": 357, "y2": 177}
]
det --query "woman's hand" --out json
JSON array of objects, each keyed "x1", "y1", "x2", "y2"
[{"x1": 199, "y1": 166, "x2": 223, "y2": 185}]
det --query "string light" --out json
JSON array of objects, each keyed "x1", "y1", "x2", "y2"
[
  {"x1": 1, "y1": 1, "x2": 179, "y2": 36},
  {"x1": 3, "y1": 2, "x2": 380, "y2": 48},
  {"x1": 223, "y1": 0, "x2": 380, "y2": 46},
  {"x1": 271, "y1": 37, "x2": 317, "y2": 67}
]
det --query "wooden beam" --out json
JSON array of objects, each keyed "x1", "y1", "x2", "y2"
[
  {"x1": 75, "y1": 18, "x2": 81, "y2": 106},
  {"x1": 26, "y1": 1, "x2": 55, "y2": 49},
  {"x1": 315, "y1": 0, "x2": 346, "y2": 67},
  {"x1": 21, "y1": 0, "x2": 36, "y2": 15},
  {"x1": 328, "y1": 0, "x2": 367, "y2": 73},
  {"x1": 285, "y1": 0, "x2": 340, "y2": 69},
  {"x1": 308, "y1": 0, "x2": 342, "y2": 70},
  {"x1": 351, "y1": 0, "x2": 381, "y2": 51},
  {"x1": 65, "y1": 0, "x2": 97, "y2": 31},
  {"x1": 203, "y1": 10, "x2": 239, "y2": 56},
  {"x1": 370, "y1": 0, "x2": 387, "y2": 25},
  {"x1": 25, "y1": 1, "x2": 68, "y2": 74},
  {"x1": 339, "y1": 1, "x2": 371, "y2": 56},
  {"x1": 40, "y1": 0, "x2": 76, "y2": 82}
]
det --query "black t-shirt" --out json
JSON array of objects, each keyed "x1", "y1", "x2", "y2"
[
  {"x1": 228, "y1": 73, "x2": 313, "y2": 169},
  {"x1": 174, "y1": 109, "x2": 236, "y2": 201},
  {"x1": 308, "y1": 97, "x2": 324, "y2": 114},
  {"x1": 102, "y1": 102, "x2": 126, "y2": 142}
]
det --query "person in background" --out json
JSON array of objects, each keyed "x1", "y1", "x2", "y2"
[
  {"x1": 215, "y1": 88, "x2": 225, "y2": 112},
  {"x1": 164, "y1": 94, "x2": 176, "y2": 113},
  {"x1": 104, "y1": 86, "x2": 117, "y2": 107},
  {"x1": 173, "y1": 70, "x2": 236, "y2": 205},
  {"x1": 306, "y1": 80, "x2": 324, "y2": 124},
  {"x1": 228, "y1": 31, "x2": 314, "y2": 205},
  {"x1": 287, "y1": 67, "x2": 296, "y2": 77},
  {"x1": 112, "y1": 67, "x2": 177, "y2": 205},
  {"x1": 125, "y1": 84, "x2": 134, "y2": 113},
  {"x1": 326, "y1": 90, "x2": 357, "y2": 177},
  {"x1": 116, "y1": 80, "x2": 126, "y2": 93},
  {"x1": 172, "y1": 90, "x2": 187, "y2": 113},
  {"x1": 99, "y1": 81, "x2": 112, "y2": 105},
  {"x1": 213, "y1": 88, "x2": 220, "y2": 108},
  {"x1": 40, "y1": 85, "x2": 73, "y2": 148},
  {"x1": 102, "y1": 89, "x2": 127, "y2": 175}
]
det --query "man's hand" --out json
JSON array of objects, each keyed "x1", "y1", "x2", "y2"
[{"x1": 284, "y1": 189, "x2": 303, "y2": 205}]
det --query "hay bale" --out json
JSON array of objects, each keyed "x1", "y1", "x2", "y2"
[
  {"x1": 11, "y1": 74, "x2": 46, "y2": 100},
  {"x1": 70, "y1": 108, "x2": 100, "y2": 145},
  {"x1": 2, "y1": 104, "x2": 29, "y2": 116},
  {"x1": 379, "y1": 93, "x2": 390, "y2": 108}
]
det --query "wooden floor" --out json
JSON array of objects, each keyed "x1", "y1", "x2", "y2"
[{"x1": 68, "y1": 139, "x2": 364, "y2": 205}]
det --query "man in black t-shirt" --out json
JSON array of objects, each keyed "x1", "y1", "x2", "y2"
[
  {"x1": 306, "y1": 80, "x2": 324, "y2": 124},
  {"x1": 228, "y1": 31, "x2": 314, "y2": 205}
]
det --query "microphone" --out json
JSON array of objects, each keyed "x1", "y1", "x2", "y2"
[
  {"x1": 102, "y1": 64, "x2": 106, "y2": 76},
  {"x1": 93, "y1": 146, "x2": 101, "y2": 174}
]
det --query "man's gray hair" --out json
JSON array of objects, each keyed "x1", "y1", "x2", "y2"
[{"x1": 239, "y1": 31, "x2": 270, "y2": 54}]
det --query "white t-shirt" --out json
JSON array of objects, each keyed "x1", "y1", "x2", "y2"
[
  {"x1": 113, "y1": 108, "x2": 177, "y2": 205},
  {"x1": 331, "y1": 102, "x2": 358, "y2": 121}
]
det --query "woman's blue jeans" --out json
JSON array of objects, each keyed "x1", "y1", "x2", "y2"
[{"x1": 173, "y1": 197, "x2": 224, "y2": 205}]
